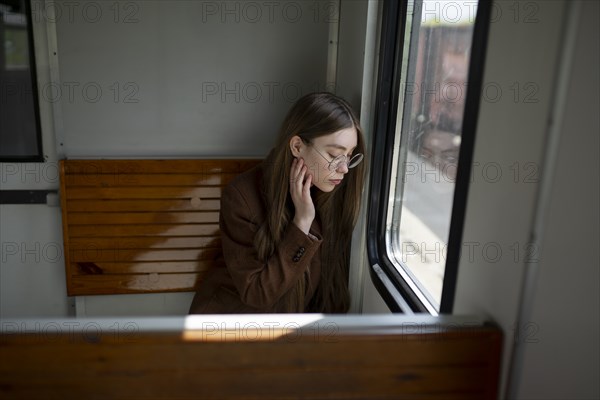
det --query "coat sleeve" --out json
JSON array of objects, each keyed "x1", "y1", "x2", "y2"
[{"x1": 219, "y1": 182, "x2": 322, "y2": 309}]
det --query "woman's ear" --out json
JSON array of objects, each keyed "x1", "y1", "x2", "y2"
[{"x1": 289, "y1": 135, "x2": 304, "y2": 158}]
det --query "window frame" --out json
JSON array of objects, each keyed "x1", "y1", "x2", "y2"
[{"x1": 366, "y1": 0, "x2": 493, "y2": 314}]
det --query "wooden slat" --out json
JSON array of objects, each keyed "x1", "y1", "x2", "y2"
[
  {"x1": 69, "y1": 237, "x2": 221, "y2": 250},
  {"x1": 64, "y1": 172, "x2": 240, "y2": 187},
  {"x1": 69, "y1": 248, "x2": 221, "y2": 263},
  {"x1": 63, "y1": 159, "x2": 261, "y2": 174},
  {"x1": 0, "y1": 323, "x2": 502, "y2": 399},
  {"x1": 65, "y1": 186, "x2": 223, "y2": 200},
  {"x1": 73, "y1": 261, "x2": 215, "y2": 274},
  {"x1": 0, "y1": 366, "x2": 485, "y2": 398},
  {"x1": 66, "y1": 199, "x2": 221, "y2": 212},
  {"x1": 68, "y1": 223, "x2": 220, "y2": 237},
  {"x1": 68, "y1": 272, "x2": 203, "y2": 295},
  {"x1": 67, "y1": 211, "x2": 219, "y2": 225}
]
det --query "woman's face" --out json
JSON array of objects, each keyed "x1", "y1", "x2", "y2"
[{"x1": 293, "y1": 127, "x2": 358, "y2": 193}]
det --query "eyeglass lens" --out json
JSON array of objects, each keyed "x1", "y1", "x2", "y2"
[{"x1": 330, "y1": 153, "x2": 363, "y2": 170}]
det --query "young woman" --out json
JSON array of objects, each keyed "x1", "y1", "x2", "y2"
[{"x1": 189, "y1": 92, "x2": 366, "y2": 313}]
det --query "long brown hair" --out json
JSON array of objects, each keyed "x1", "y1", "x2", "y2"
[{"x1": 254, "y1": 92, "x2": 366, "y2": 313}]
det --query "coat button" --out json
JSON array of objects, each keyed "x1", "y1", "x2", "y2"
[
  {"x1": 299, "y1": 247, "x2": 305, "y2": 253},
  {"x1": 292, "y1": 256, "x2": 300, "y2": 262}
]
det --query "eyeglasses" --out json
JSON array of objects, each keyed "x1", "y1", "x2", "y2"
[{"x1": 309, "y1": 144, "x2": 364, "y2": 171}]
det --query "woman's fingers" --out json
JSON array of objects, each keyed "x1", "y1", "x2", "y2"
[
  {"x1": 291, "y1": 159, "x2": 302, "y2": 189},
  {"x1": 303, "y1": 172, "x2": 312, "y2": 195},
  {"x1": 291, "y1": 158, "x2": 301, "y2": 184},
  {"x1": 296, "y1": 163, "x2": 312, "y2": 197},
  {"x1": 289, "y1": 158, "x2": 316, "y2": 234},
  {"x1": 291, "y1": 158, "x2": 308, "y2": 187},
  {"x1": 289, "y1": 158, "x2": 314, "y2": 204}
]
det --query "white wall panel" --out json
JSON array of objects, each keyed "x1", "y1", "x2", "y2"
[
  {"x1": 0, "y1": 205, "x2": 69, "y2": 317},
  {"x1": 53, "y1": 0, "x2": 330, "y2": 157}
]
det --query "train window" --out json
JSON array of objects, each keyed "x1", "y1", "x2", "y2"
[
  {"x1": 367, "y1": 0, "x2": 492, "y2": 314},
  {"x1": 0, "y1": 0, "x2": 43, "y2": 161}
]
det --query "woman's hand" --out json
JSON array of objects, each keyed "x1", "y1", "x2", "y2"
[{"x1": 289, "y1": 158, "x2": 316, "y2": 235}]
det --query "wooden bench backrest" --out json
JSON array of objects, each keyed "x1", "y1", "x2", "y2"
[
  {"x1": 0, "y1": 316, "x2": 503, "y2": 399},
  {"x1": 59, "y1": 159, "x2": 261, "y2": 296}
]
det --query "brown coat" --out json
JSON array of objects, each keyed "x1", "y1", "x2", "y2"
[{"x1": 189, "y1": 163, "x2": 323, "y2": 313}]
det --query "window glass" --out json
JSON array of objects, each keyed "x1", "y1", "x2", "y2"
[
  {"x1": 0, "y1": 0, "x2": 42, "y2": 161},
  {"x1": 387, "y1": 0, "x2": 477, "y2": 311}
]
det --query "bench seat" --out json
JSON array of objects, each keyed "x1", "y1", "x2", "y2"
[
  {"x1": 59, "y1": 159, "x2": 260, "y2": 296},
  {"x1": 0, "y1": 315, "x2": 503, "y2": 399}
]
